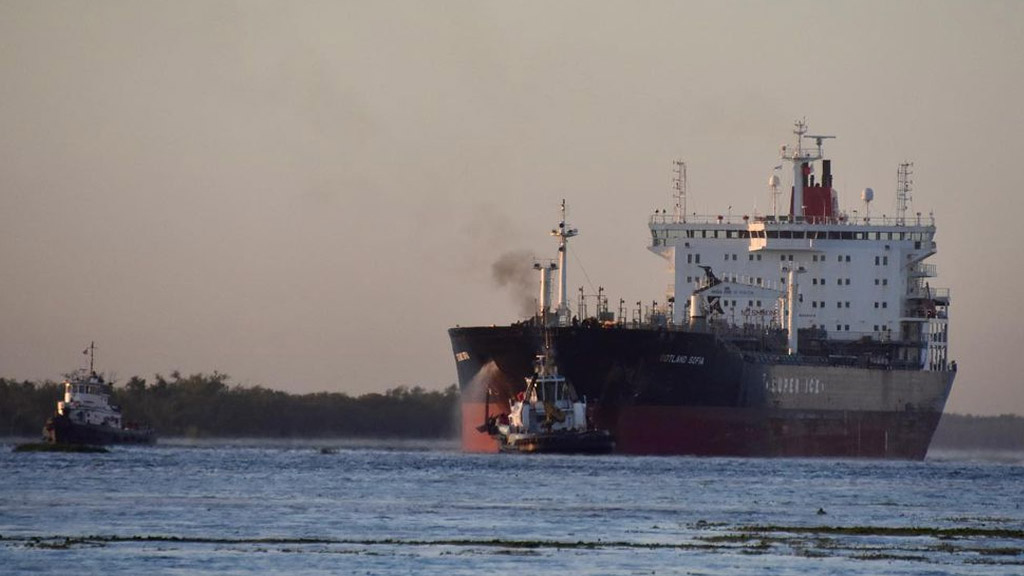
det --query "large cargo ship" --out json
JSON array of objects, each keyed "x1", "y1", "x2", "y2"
[{"x1": 450, "y1": 121, "x2": 955, "y2": 459}]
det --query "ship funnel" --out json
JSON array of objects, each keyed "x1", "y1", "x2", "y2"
[{"x1": 535, "y1": 261, "x2": 557, "y2": 324}]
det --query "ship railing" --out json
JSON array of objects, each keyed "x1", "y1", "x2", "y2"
[
  {"x1": 650, "y1": 212, "x2": 937, "y2": 229},
  {"x1": 909, "y1": 263, "x2": 937, "y2": 278},
  {"x1": 907, "y1": 285, "x2": 950, "y2": 301}
]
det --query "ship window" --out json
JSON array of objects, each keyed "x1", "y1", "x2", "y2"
[
  {"x1": 780, "y1": 277, "x2": 785, "y2": 284},
  {"x1": 686, "y1": 276, "x2": 692, "y2": 283},
  {"x1": 875, "y1": 256, "x2": 880, "y2": 265},
  {"x1": 756, "y1": 254, "x2": 761, "y2": 261},
  {"x1": 882, "y1": 302, "x2": 888, "y2": 308},
  {"x1": 837, "y1": 255, "x2": 842, "y2": 262},
  {"x1": 820, "y1": 277, "x2": 825, "y2": 285},
  {"x1": 732, "y1": 254, "x2": 737, "y2": 261},
  {"x1": 836, "y1": 279, "x2": 842, "y2": 286},
  {"x1": 780, "y1": 231, "x2": 791, "y2": 239},
  {"x1": 845, "y1": 302, "x2": 850, "y2": 308},
  {"x1": 845, "y1": 325, "x2": 850, "y2": 331},
  {"x1": 842, "y1": 232, "x2": 853, "y2": 240},
  {"x1": 756, "y1": 278, "x2": 762, "y2": 285},
  {"x1": 837, "y1": 302, "x2": 842, "y2": 309},
  {"x1": 845, "y1": 278, "x2": 851, "y2": 285},
  {"x1": 829, "y1": 232, "x2": 841, "y2": 240},
  {"x1": 780, "y1": 255, "x2": 786, "y2": 262},
  {"x1": 874, "y1": 302, "x2": 879, "y2": 308},
  {"x1": 845, "y1": 255, "x2": 851, "y2": 262},
  {"x1": 812, "y1": 301, "x2": 817, "y2": 308},
  {"x1": 748, "y1": 300, "x2": 753, "y2": 306},
  {"x1": 883, "y1": 279, "x2": 888, "y2": 286},
  {"x1": 883, "y1": 256, "x2": 888, "y2": 265},
  {"x1": 836, "y1": 324, "x2": 842, "y2": 331},
  {"x1": 687, "y1": 254, "x2": 692, "y2": 264},
  {"x1": 812, "y1": 278, "x2": 817, "y2": 285},
  {"x1": 767, "y1": 231, "x2": 778, "y2": 238},
  {"x1": 757, "y1": 300, "x2": 762, "y2": 307},
  {"x1": 812, "y1": 255, "x2": 818, "y2": 262},
  {"x1": 875, "y1": 279, "x2": 879, "y2": 285},
  {"x1": 724, "y1": 254, "x2": 729, "y2": 261},
  {"x1": 874, "y1": 325, "x2": 879, "y2": 331},
  {"x1": 856, "y1": 232, "x2": 865, "y2": 240}
]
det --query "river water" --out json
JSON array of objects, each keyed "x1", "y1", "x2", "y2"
[{"x1": 1, "y1": 439, "x2": 1022, "y2": 575}]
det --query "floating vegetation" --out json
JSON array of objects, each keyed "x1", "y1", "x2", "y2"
[
  {"x1": 740, "y1": 524, "x2": 1024, "y2": 540},
  {"x1": 3, "y1": 528, "x2": 1021, "y2": 566},
  {"x1": 13, "y1": 443, "x2": 108, "y2": 453}
]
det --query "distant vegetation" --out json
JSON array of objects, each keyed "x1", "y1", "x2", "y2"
[
  {"x1": 931, "y1": 413, "x2": 1024, "y2": 452},
  {"x1": 0, "y1": 373, "x2": 459, "y2": 439}
]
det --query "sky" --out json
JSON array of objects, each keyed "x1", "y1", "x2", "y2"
[{"x1": 1, "y1": 1, "x2": 1022, "y2": 415}]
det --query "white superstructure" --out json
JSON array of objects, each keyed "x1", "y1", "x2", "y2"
[{"x1": 649, "y1": 121, "x2": 950, "y2": 371}]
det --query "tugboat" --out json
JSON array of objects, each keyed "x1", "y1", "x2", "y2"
[
  {"x1": 42, "y1": 343, "x2": 155, "y2": 446},
  {"x1": 482, "y1": 333, "x2": 614, "y2": 454}
]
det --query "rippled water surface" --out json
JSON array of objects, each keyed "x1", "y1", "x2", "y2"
[{"x1": 2, "y1": 440, "x2": 1022, "y2": 575}]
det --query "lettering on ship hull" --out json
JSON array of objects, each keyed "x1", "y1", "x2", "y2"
[
  {"x1": 763, "y1": 374, "x2": 825, "y2": 395},
  {"x1": 659, "y1": 354, "x2": 705, "y2": 366}
]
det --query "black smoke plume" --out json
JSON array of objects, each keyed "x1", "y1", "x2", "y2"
[{"x1": 492, "y1": 250, "x2": 536, "y2": 318}]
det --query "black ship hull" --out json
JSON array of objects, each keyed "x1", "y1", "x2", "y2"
[
  {"x1": 450, "y1": 324, "x2": 954, "y2": 459},
  {"x1": 500, "y1": 430, "x2": 615, "y2": 454},
  {"x1": 43, "y1": 414, "x2": 156, "y2": 446}
]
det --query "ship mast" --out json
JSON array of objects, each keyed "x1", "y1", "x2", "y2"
[
  {"x1": 551, "y1": 200, "x2": 578, "y2": 325},
  {"x1": 673, "y1": 160, "x2": 687, "y2": 223},
  {"x1": 896, "y1": 161, "x2": 913, "y2": 225},
  {"x1": 84, "y1": 341, "x2": 96, "y2": 372},
  {"x1": 780, "y1": 119, "x2": 833, "y2": 221}
]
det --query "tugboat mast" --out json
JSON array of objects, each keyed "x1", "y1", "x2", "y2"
[{"x1": 84, "y1": 341, "x2": 96, "y2": 373}]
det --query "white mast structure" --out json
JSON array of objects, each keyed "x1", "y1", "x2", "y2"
[
  {"x1": 673, "y1": 160, "x2": 687, "y2": 223},
  {"x1": 896, "y1": 162, "x2": 913, "y2": 225},
  {"x1": 551, "y1": 199, "x2": 578, "y2": 325},
  {"x1": 780, "y1": 120, "x2": 833, "y2": 221}
]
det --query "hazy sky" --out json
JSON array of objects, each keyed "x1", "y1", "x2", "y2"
[{"x1": 2, "y1": 1, "x2": 1022, "y2": 415}]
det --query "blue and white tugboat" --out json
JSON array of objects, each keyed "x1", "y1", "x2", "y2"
[
  {"x1": 43, "y1": 343, "x2": 155, "y2": 445},
  {"x1": 484, "y1": 333, "x2": 614, "y2": 454}
]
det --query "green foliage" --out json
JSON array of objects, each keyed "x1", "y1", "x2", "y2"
[
  {"x1": 931, "y1": 413, "x2": 1024, "y2": 451},
  {"x1": 0, "y1": 374, "x2": 459, "y2": 439},
  {"x1": 0, "y1": 378, "x2": 62, "y2": 436}
]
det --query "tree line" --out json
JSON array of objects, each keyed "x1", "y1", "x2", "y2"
[
  {"x1": 0, "y1": 373, "x2": 459, "y2": 439},
  {"x1": 930, "y1": 413, "x2": 1024, "y2": 452}
]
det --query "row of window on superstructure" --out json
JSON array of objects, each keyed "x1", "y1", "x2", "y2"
[
  {"x1": 685, "y1": 274, "x2": 891, "y2": 287},
  {"x1": 681, "y1": 229, "x2": 931, "y2": 241}
]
